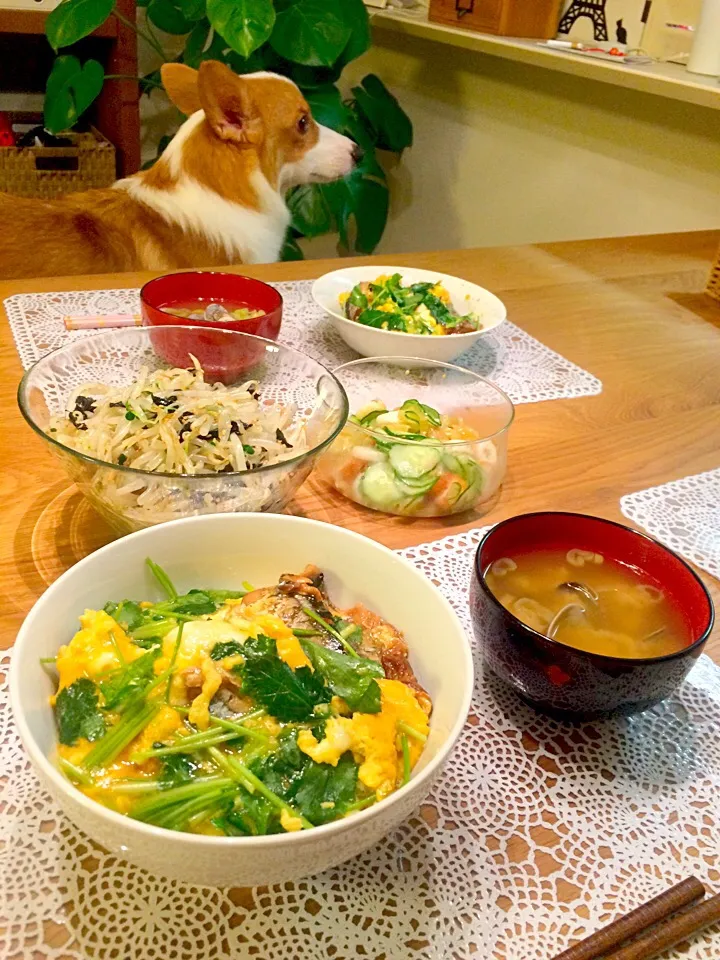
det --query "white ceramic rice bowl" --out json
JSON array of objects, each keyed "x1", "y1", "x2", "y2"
[
  {"x1": 311, "y1": 265, "x2": 507, "y2": 363},
  {"x1": 10, "y1": 513, "x2": 473, "y2": 887}
]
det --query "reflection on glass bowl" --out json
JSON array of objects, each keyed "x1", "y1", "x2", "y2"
[{"x1": 319, "y1": 356, "x2": 514, "y2": 518}]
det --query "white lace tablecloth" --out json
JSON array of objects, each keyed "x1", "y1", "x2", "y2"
[
  {"x1": 3, "y1": 528, "x2": 720, "y2": 960},
  {"x1": 621, "y1": 468, "x2": 720, "y2": 580},
  {"x1": 4, "y1": 282, "x2": 602, "y2": 405}
]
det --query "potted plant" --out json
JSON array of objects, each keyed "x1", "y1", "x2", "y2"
[{"x1": 42, "y1": 0, "x2": 413, "y2": 258}]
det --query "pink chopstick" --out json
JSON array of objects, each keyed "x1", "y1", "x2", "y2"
[{"x1": 64, "y1": 314, "x2": 142, "y2": 331}]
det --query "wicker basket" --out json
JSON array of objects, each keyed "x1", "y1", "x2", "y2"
[
  {"x1": 707, "y1": 247, "x2": 720, "y2": 304},
  {"x1": 0, "y1": 128, "x2": 116, "y2": 199}
]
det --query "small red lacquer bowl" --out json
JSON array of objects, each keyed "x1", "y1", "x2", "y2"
[
  {"x1": 470, "y1": 512, "x2": 715, "y2": 719},
  {"x1": 140, "y1": 272, "x2": 282, "y2": 381},
  {"x1": 141, "y1": 271, "x2": 283, "y2": 338}
]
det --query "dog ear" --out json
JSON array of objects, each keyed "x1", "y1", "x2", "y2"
[
  {"x1": 197, "y1": 60, "x2": 262, "y2": 145},
  {"x1": 161, "y1": 63, "x2": 201, "y2": 116}
]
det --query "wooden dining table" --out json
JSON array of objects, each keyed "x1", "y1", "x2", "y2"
[
  {"x1": 2, "y1": 229, "x2": 720, "y2": 659},
  {"x1": 2, "y1": 229, "x2": 720, "y2": 958}
]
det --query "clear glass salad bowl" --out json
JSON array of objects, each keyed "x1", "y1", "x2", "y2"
[
  {"x1": 319, "y1": 357, "x2": 514, "y2": 518},
  {"x1": 18, "y1": 325, "x2": 348, "y2": 534}
]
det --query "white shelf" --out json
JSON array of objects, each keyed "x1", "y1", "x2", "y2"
[{"x1": 371, "y1": 7, "x2": 720, "y2": 112}]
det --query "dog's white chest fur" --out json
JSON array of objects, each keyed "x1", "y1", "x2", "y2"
[
  {"x1": 116, "y1": 112, "x2": 290, "y2": 264},
  {"x1": 120, "y1": 171, "x2": 290, "y2": 265}
]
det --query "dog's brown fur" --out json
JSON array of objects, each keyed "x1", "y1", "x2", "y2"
[{"x1": 0, "y1": 61, "x2": 340, "y2": 280}]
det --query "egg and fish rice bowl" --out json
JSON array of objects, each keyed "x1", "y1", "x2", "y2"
[{"x1": 46, "y1": 559, "x2": 432, "y2": 836}]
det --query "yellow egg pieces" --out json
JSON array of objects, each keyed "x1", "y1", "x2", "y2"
[
  {"x1": 297, "y1": 678, "x2": 429, "y2": 799},
  {"x1": 55, "y1": 609, "x2": 141, "y2": 694}
]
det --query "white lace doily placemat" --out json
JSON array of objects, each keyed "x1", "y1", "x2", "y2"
[
  {"x1": 621, "y1": 467, "x2": 720, "y2": 580},
  {"x1": 3, "y1": 528, "x2": 720, "y2": 959},
  {"x1": 4, "y1": 283, "x2": 602, "y2": 405}
]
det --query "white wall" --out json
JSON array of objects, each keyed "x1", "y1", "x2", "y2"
[{"x1": 336, "y1": 26, "x2": 720, "y2": 254}]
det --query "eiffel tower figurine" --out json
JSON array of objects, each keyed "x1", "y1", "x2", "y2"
[{"x1": 557, "y1": 0, "x2": 609, "y2": 41}]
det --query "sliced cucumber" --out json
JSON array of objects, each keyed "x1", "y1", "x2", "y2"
[
  {"x1": 443, "y1": 453, "x2": 482, "y2": 487},
  {"x1": 442, "y1": 453, "x2": 463, "y2": 476},
  {"x1": 388, "y1": 444, "x2": 441, "y2": 479},
  {"x1": 396, "y1": 475, "x2": 438, "y2": 497},
  {"x1": 399, "y1": 474, "x2": 439, "y2": 490},
  {"x1": 360, "y1": 462, "x2": 402, "y2": 509},
  {"x1": 456, "y1": 459, "x2": 485, "y2": 503},
  {"x1": 457, "y1": 455, "x2": 482, "y2": 486}
]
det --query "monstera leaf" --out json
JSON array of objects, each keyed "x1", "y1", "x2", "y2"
[
  {"x1": 183, "y1": 21, "x2": 228, "y2": 67},
  {"x1": 351, "y1": 74, "x2": 413, "y2": 153},
  {"x1": 288, "y1": 184, "x2": 333, "y2": 238},
  {"x1": 304, "y1": 85, "x2": 353, "y2": 133}
]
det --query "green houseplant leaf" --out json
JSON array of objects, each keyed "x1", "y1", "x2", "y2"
[
  {"x1": 338, "y1": 0, "x2": 371, "y2": 65},
  {"x1": 270, "y1": 0, "x2": 351, "y2": 67},
  {"x1": 280, "y1": 234, "x2": 304, "y2": 260},
  {"x1": 46, "y1": 0, "x2": 114, "y2": 50},
  {"x1": 304, "y1": 84, "x2": 353, "y2": 132},
  {"x1": 147, "y1": 0, "x2": 194, "y2": 34},
  {"x1": 348, "y1": 171, "x2": 389, "y2": 254},
  {"x1": 184, "y1": 20, "x2": 228, "y2": 67},
  {"x1": 318, "y1": 155, "x2": 390, "y2": 255},
  {"x1": 177, "y1": 0, "x2": 207, "y2": 20},
  {"x1": 320, "y1": 179, "x2": 350, "y2": 250},
  {"x1": 207, "y1": 0, "x2": 275, "y2": 58},
  {"x1": 44, "y1": 55, "x2": 105, "y2": 133},
  {"x1": 225, "y1": 47, "x2": 274, "y2": 74},
  {"x1": 351, "y1": 74, "x2": 413, "y2": 153},
  {"x1": 288, "y1": 184, "x2": 332, "y2": 238}
]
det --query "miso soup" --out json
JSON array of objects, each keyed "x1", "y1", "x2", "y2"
[
  {"x1": 163, "y1": 301, "x2": 264, "y2": 321},
  {"x1": 484, "y1": 548, "x2": 691, "y2": 659}
]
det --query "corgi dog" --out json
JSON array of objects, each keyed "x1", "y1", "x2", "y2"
[{"x1": 0, "y1": 60, "x2": 359, "y2": 280}]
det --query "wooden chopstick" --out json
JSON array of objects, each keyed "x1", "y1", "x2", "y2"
[
  {"x1": 602, "y1": 892, "x2": 720, "y2": 960},
  {"x1": 549, "y1": 877, "x2": 706, "y2": 960}
]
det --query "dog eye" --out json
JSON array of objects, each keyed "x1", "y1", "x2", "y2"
[{"x1": 297, "y1": 114, "x2": 310, "y2": 134}]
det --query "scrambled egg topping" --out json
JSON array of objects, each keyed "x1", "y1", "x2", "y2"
[
  {"x1": 56, "y1": 607, "x2": 430, "y2": 806},
  {"x1": 132, "y1": 704, "x2": 183, "y2": 754},
  {"x1": 154, "y1": 602, "x2": 311, "y2": 729},
  {"x1": 239, "y1": 606, "x2": 310, "y2": 671},
  {"x1": 155, "y1": 618, "x2": 244, "y2": 729},
  {"x1": 55, "y1": 610, "x2": 172, "y2": 773},
  {"x1": 340, "y1": 278, "x2": 451, "y2": 332},
  {"x1": 280, "y1": 808, "x2": 304, "y2": 832},
  {"x1": 55, "y1": 610, "x2": 141, "y2": 694},
  {"x1": 297, "y1": 679, "x2": 429, "y2": 799}
]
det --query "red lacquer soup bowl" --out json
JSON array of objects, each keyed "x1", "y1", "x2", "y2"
[
  {"x1": 141, "y1": 272, "x2": 283, "y2": 379},
  {"x1": 141, "y1": 271, "x2": 282, "y2": 337},
  {"x1": 470, "y1": 512, "x2": 714, "y2": 719}
]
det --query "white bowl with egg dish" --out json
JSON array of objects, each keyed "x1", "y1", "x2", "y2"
[
  {"x1": 311, "y1": 266, "x2": 507, "y2": 363},
  {"x1": 11, "y1": 513, "x2": 472, "y2": 887}
]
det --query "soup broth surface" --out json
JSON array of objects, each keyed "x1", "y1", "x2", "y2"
[
  {"x1": 163, "y1": 299, "x2": 264, "y2": 321},
  {"x1": 485, "y1": 549, "x2": 690, "y2": 659}
]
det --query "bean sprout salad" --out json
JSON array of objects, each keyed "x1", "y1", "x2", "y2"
[{"x1": 48, "y1": 358, "x2": 306, "y2": 476}]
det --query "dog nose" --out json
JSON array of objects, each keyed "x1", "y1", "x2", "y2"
[{"x1": 351, "y1": 143, "x2": 364, "y2": 164}]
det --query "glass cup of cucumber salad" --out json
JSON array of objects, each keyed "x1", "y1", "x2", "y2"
[{"x1": 318, "y1": 358, "x2": 514, "y2": 518}]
